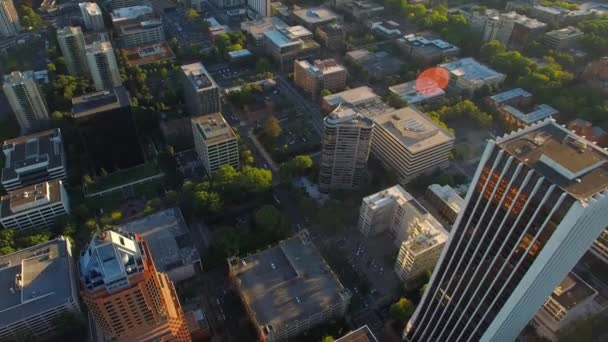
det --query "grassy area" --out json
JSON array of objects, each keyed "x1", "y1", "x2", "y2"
[{"x1": 85, "y1": 162, "x2": 161, "y2": 194}]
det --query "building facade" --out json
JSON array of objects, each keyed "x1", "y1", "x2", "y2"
[
  {"x1": 0, "y1": 0, "x2": 19, "y2": 37},
  {"x1": 79, "y1": 2, "x2": 105, "y2": 31},
  {"x1": 487, "y1": 88, "x2": 558, "y2": 128},
  {"x1": 86, "y1": 41, "x2": 122, "y2": 91},
  {"x1": 180, "y1": 62, "x2": 221, "y2": 116},
  {"x1": 247, "y1": 0, "x2": 271, "y2": 19},
  {"x1": 80, "y1": 230, "x2": 191, "y2": 341},
  {"x1": 544, "y1": 26, "x2": 583, "y2": 49},
  {"x1": 425, "y1": 184, "x2": 464, "y2": 224},
  {"x1": 192, "y1": 113, "x2": 239, "y2": 175},
  {"x1": 405, "y1": 119, "x2": 608, "y2": 342},
  {"x1": 293, "y1": 58, "x2": 346, "y2": 97},
  {"x1": 263, "y1": 25, "x2": 320, "y2": 71},
  {"x1": 319, "y1": 104, "x2": 374, "y2": 193},
  {"x1": 57, "y1": 26, "x2": 89, "y2": 76},
  {"x1": 315, "y1": 23, "x2": 344, "y2": 51},
  {"x1": 440, "y1": 58, "x2": 506, "y2": 95},
  {"x1": 3, "y1": 71, "x2": 49, "y2": 133}
]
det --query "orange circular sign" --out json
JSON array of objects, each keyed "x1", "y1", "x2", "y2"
[{"x1": 416, "y1": 67, "x2": 450, "y2": 95}]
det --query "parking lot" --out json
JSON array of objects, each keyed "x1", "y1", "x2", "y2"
[
  {"x1": 163, "y1": 8, "x2": 212, "y2": 52},
  {"x1": 207, "y1": 63, "x2": 258, "y2": 87}
]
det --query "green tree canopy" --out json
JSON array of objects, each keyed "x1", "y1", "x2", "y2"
[
  {"x1": 186, "y1": 8, "x2": 200, "y2": 21},
  {"x1": 390, "y1": 298, "x2": 415, "y2": 323},
  {"x1": 262, "y1": 116, "x2": 282, "y2": 141},
  {"x1": 254, "y1": 205, "x2": 282, "y2": 229}
]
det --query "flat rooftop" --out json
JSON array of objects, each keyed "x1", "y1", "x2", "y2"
[
  {"x1": 118, "y1": 208, "x2": 200, "y2": 275},
  {"x1": 545, "y1": 26, "x2": 583, "y2": 40},
  {"x1": 111, "y1": 5, "x2": 154, "y2": 21},
  {"x1": 324, "y1": 86, "x2": 379, "y2": 107},
  {"x1": 122, "y1": 42, "x2": 175, "y2": 67},
  {"x1": 490, "y1": 88, "x2": 558, "y2": 124},
  {"x1": 229, "y1": 231, "x2": 350, "y2": 333},
  {"x1": 389, "y1": 80, "x2": 445, "y2": 105},
  {"x1": 497, "y1": 120, "x2": 608, "y2": 199},
  {"x1": 2, "y1": 129, "x2": 64, "y2": 184},
  {"x1": 296, "y1": 59, "x2": 345, "y2": 77},
  {"x1": 373, "y1": 107, "x2": 455, "y2": 154},
  {"x1": 399, "y1": 33, "x2": 459, "y2": 53},
  {"x1": 191, "y1": 113, "x2": 236, "y2": 145},
  {"x1": 550, "y1": 272, "x2": 596, "y2": 310},
  {"x1": 80, "y1": 2, "x2": 101, "y2": 15},
  {"x1": 440, "y1": 57, "x2": 505, "y2": 83},
  {"x1": 71, "y1": 86, "x2": 131, "y2": 118},
  {"x1": 264, "y1": 25, "x2": 312, "y2": 48},
  {"x1": 181, "y1": 62, "x2": 218, "y2": 91},
  {"x1": 428, "y1": 184, "x2": 464, "y2": 214},
  {"x1": 336, "y1": 325, "x2": 379, "y2": 342},
  {"x1": 292, "y1": 7, "x2": 338, "y2": 24},
  {"x1": 1, "y1": 180, "x2": 62, "y2": 217},
  {"x1": 325, "y1": 104, "x2": 374, "y2": 128},
  {"x1": 0, "y1": 237, "x2": 75, "y2": 327}
]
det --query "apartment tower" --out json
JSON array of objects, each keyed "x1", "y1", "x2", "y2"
[
  {"x1": 79, "y1": 2, "x2": 105, "y2": 31},
  {"x1": 191, "y1": 113, "x2": 239, "y2": 174},
  {"x1": 3, "y1": 70, "x2": 49, "y2": 133},
  {"x1": 405, "y1": 119, "x2": 608, "y2": 341},
  {"x1": 0, "y1": 0, "x2": 19, "y2": 37},
  {"x1": 86, "y1": 41, "x2": 122, "y2": 91},
  {"x1": 319, "y1": 103, "x2": 374, "y2": 193},
  {"x1": 57, "y1": 26, "x2": 89, "y2": 76},
  {"x1": 180, "y1": 62, "x2": 221, "y2": 116},
  {"x1": 80, "y1": 230, "x2": 191, "y2": 342}
]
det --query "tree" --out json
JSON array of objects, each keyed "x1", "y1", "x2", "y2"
[
  {"x1": 213, "y1": 164, "x2": 240, "y2": 187},
  {"x1": 19, "y1": 6, "x2": 44, "y2": 30},
  {"x1": 262, "y1": 116, "x2": 282, "y2": 141},
  {"x1": 52, "y1": 110, "x2": 64, "y2": 121},
  {"x1": 292, "y1": 155, "x2": 313, "y2": 174},
  {"x1": 193, "y1": 190, "x2": 223, "y2": 214},
  {"x1": 320, "y1": 89, "x2": 332, "y2": 97},
  {"x1": 321, "y1": 336, "x2": 335, "y2": 342},
  {"x1": 15, "y1": 232, "x2": 50, "y2": 249},
  {"x1": 480, "y1": 40, "x2": 507, "y2": 63},
  {"x1": 47, "y1": 62, "x2": 56, "y2": 73},
  {"x1": 386, "y1": 93, "x2": 407, "y2": 109},
  {"x1": 110, "y1": 211, "x2": 122, "y2": 223},
  {"x1": 390, "y1": 298, "x2": 415, "y2": 323},
  {"x1": 241, "y1": 149, "x2": 255, "y2": 166},
  {"x1": 254, "y1": 205, "x2": 282, "y2": 229},
  {"x1": 186, "y1": 8, "x2": 200, "y2": 21},
  {"x1": 239, "y1": 167, "x2": 273, "y2": 193},
  {"x1": 0, "y1": 229, "x2": 16, "y2": 255}
]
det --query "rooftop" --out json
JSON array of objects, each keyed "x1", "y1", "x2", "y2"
[
  {"x1": 491, "y1": 88, "x2": 558, "y2": 124},
  {"x1": 2, "y1": 129, "x2": 64, "y2": 184},
  {"x1": 545, "y1": 26, "x2": 583, "y2": 40},
  {"x1": 181, "y1": 62, "x2": 218, "y2": 91},
  {"x1": 504, "y1": 11, "x2": 547, "y2": 29},
  {"x1": 348, "y1": 49, "x2": 403, "y2": 76},
  {"x1": 497, "y1": 119, "x2": 608, "y2": 200},
  {"x1": 373, "y1": 107, "x2": 455, "y2": 154},
  {"x1": 111, "y1": 5, "x2": 154, "y2": 22},
  {"x1": 3, "y1": 70, "x2": 35, "y2": 85},
  {"x1": 264, "y1": 25, "x2": 312, "y2": 48},
  {"x1": 0, "y1": 237, "x2": 76, "y2": 327},
  {"x1": 292, "y1": 7, "x2": 338, "y2": 24},
  {"x1": 440, "y1": 58, "x2": 505, "y2": 84},
  {"x1": 549, "y1": 272, "x2": 597, "y2": 310},
  {"x1": 122, "y1": 42, "x2": 175, "y2": 67},
  {"x1": 399, "y1": 33, "x2": 459, "y2": 53},
  {"x1": 428, "y1": 184, "x2": 464, "y2": 214},
  {"x1": 241, "y1": 17, "x2": 288, "y2": 39},
  {"x1": 80, "y1": 2, "x2": 101, "y2": 15},
  {"x1": 229, "y1": 230, "x2": 350, "y2": 334},
  {"x1": 336, "y1": 325, "x2": 379, "y2": 342},
  {"x1": 324, "y1": 86, "x2": 380, "y2": 107},
  {"x1": 317, "y1": 22, "x2": 344, "y2": 34},
  {"x1": 192, "y1": 113, "x2": 237, "y2": 145},
  {"x1": 0, "y1": 180, "x2": 63, "y2": 217},
  {"x1": 363, "y1": 184, "x2": 413, "y2": 211},
  {"x1": 389, "y1": 80, "x2": 445, "y2": 105},
  {"x1": 296, "y1": 59, "x2": 345, "y2": 77},
  {"x1": 404, "y1": 221, "x2": 448, "y2": 255},
  {"x1": 71, "y1": 86, "x2": 131, "y2": 118},
  {"x1": 118, "y1": 208, "x2": 200, "y2": 275},
  {"x1": 325, "y1": 103, "x2": 375, "y2": 128}
]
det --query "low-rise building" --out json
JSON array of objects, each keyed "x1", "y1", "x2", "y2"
[
  {"x1": 321, "y1": 86, "x2": 391, "y2": 117},
  {"x1": 487, "y1": 88, "x2": 558, "y2": 128},
  {"x1": 337, "y1": 0, "x2": 384, "y2": 20},
  {"x1": 425, "y1": 184, "x2": 464, "y2": 224},
  {"x1": 544, "y1": 26, "x2": 584, "y2": 50},
  {"x1": 482, "y1": 11, "x2": 547, "y2": 46},
  {"x1": 241, "y1": 17, "x2": 288, "y2": 46},
  {"x1": 180, "y1": 62, "x2": 221, "y2": 116},
  {"x1": 346, "y1": 49, "x2": 403, "y2": 78},
  {"x1": 336, "y1": 325, "x2": 379, "y2": 341},
  {"x1": 0, "y1": 180, "x2": 70, "y2": 231},
  {"x1": 530, "y1": 3, "x2": 606, "y2": 27},
  {"x1": 440, "y1": 57, "x2": 506, "y2": 95},
  {"x1": 371, "y1": 107, "x2": 455, "y2": 185},
  {"x1": 292, "y1": 7, "x2": 338, "y2": 30},
  {"x1": 192, "y1": 113, "x2": 239, "y2": 174},
  {"x1": 294, "y1": 58, "x2": 346, "y2": 97},
  {"x1": 396, "y1": 33, "x2": 460, "y2": 66},
  {"x1": 263, "y1": 25, "x2": 320, "y2": 71},
  {"x1": 368, "y1": 20, "x2": 401, "y2": 38},
  {"x1": 388, "y1": 80, "x2": 445, "y2": 106},
  {"x1": 0, "y1": 237, "x2": 81, "y2": 341},
  {"x1": 567, "y1": 118, "x2": 608, "y2": 146},
  {"x1": 2, "y1": 129, "x2": 66, "y2": 192},
  {"x1": 121, "y1": 42, "x2": 176, "y2": 67},
  {"x1": 315, "y1": 23, "x2": 344, "y2": 51},
  {"x1": 116, "y1": 19, "x2": 164, "y2": 48},
  {"x1": 228, "y1": 230, "x2": 351, "y2": 342}
]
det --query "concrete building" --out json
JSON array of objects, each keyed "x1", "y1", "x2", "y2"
[
  {"x1": 529, "y1": 3, "x2": 606, "y2": 27},
  {"x1": 321, "y1": 86, "x2": 391, "y2": 117},
  {"x1": 396, "y1": 33, "x2": 460, "y2": 67},
  {"x1": 440, "y1": 58, "x2": 506, "y2": 95},
  {"x1": 247, "y1": 0, "x2": 271, "y2": 19},
  {"x1": 292, "y1": 7, "x2": 338, "y2": 30},
  {"x1": 180, "y1": 62, "x2": 221, "y2": 116},
  {"x1": 210, "y1": 0, "x2": 244, "y2": 9},
  {"x1": 567, "y1": 118, "x2": 608, "y2": 146},
  {"x1": 3, "y1": 71, "x2": 49, "y2": 133},
  {"x1": 319, "y1": 104, "x2": 374, "y2": 193},
  {"x1": 2, "y1": 129, "x2": 66, "y2": 192},
  {"x1": 110, "y1": 0, "x2": 146, "y2": 9},
  {"x1": 192, "y1": 113, "x2": 239, "y2": 174},
  {"x1": 336, "y1": 326, "x2": 379, "y2": 341},
  {"x1": 111, "y1": 5, "x2": 155, "y2": 25},
  {"x1": 263, "y1": 25, "x2": 320, "y2": 71},
  {"x1": 405, "y1": 119, "x2": 608, "y2": 342},
  {"x1": 86, "y1": 41, "x2": 122, "y2": 91},
  {"x1": 345, "y1": 48, "x2": 403, "y2": 78},
  {"x1": 0, "y1": 0, "x2": 19, "y2": 38},
  {"x1": 241, "y1": 16, "x2": 288, "y2": 46},
  {"x1": 294, "y1": 58, "x2": 346, "y2": 97},
  {"x1": 337, "y1": 0, "x2": 383, "y2": 20},
  {"x1": 228, "y1": 230, "x2": 351, "y2": 342},
  {"x1": 482, "y1": 11, "x2": 546, "y2": 46},
  {"x1": 388, "y1": 80, "x2": 445, "y2": 106},
  {"x1": 79, "y1": 2, "x2": 105, "y2": 31},
  {"x1": 118, "y1": 208, "x2": 202, "y2": 283},
  {"x1": 116, "y1": 19, "x2": 164, "y2": 48},
  {"x1": 368, "y1": 20, "x2": 402, "y2": 38},
  {"x1": 425, "y1": 184, "x2": 464, "y2": 224},
  {"x1": 57, "y1": 26, "x2": 88, "y2": 76},
  {"x1": 80, "y1": 230, "x2": 191, "y2": 341},
  {"x1": 544, "y1": 26, "x2": 583, "y2": 50},
  {"x1": 487, "y1": 88, "x2": 558, "y2": 128},
  {"x1": 0, "y1": 180, "x2": 70, "y2": 231},
  {"x1": 371, "y1": 107, "x2": 455, "y2": 185},
  {"x1": 121, "y1": 42, "x2": 176, "y2": 67},
  {"x1": 315, "y1": 23, "x2": 344, "y2": 51},
  {"x1": 0, "y1": 237, "x2": 81, "y2": 341}
]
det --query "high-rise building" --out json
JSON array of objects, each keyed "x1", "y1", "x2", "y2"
[
  {"x1": 263, "y1": 25, "x2": 320, "y2": 71},
  {"x1": 358, "y1": 185, "x2": 413, "y2": 239},
  {"x1": 294, "y1": 58, "x2": 346, "y2": 97},
  {"x1": 247, "y1": 0, "x2": 271, "y2": 19},
  {"x1": 3, "y1": 71, "x2": 49, "y2": 133},
  {"x1": 2, "y1": 128, "x2": 67, "y2": 192},
  {"x1": 0, "y1": 237, "x2": 81, "y2": 341},
  {"x1": 319, "y1": 103, "x2": 374, "y2": 193},
  {"x1": 0, "y1": 0, "x2": 19, "y2": 37},
  {"x1": 86, "y1": 41, "x2": 122, "y2": 91},
  {"x1": 80, "y1": 230, "x2": 191, "y2": 341},
  {"x1": 405, "y1": 119, "x2": 608, "y2": 342},
  {"x1": 79, "y1": 2, "x2": 105, "y2": 31},
  {"x1": 57, "y1": 26, "x2": 89, "y2": 76},
  {"x1": 425, "y1": 184, "x2": 464, "y2": 224},
  {"x1": 180, "y1": 62, "x2": 221, "y2": 116},
  {"x1": 191, "y1": 113, "x2": 239, "y2": 174}
]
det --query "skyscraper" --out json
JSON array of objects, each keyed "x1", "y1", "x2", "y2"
[
  {"x1": 0, "y1": 0, "x2": 19, "y2": 38},
  {"x1": 79, "y1": 2, "x2": 105, "y2": 31},
  {"x1": 319, "y1": 103, "x2": 374, "y2": 193},
  {"x1": 86, "y1": 41, "x2": 122, "y2": 91},
  {"x1": 405, "y1": 119, "x2": 608, "y2": 342},
  {"x1": 3, "y1": 70, "x2": 49, "y2": 133},
  {"x1": 57, "y1": 26, "x2": 89, "y2": 76},
  {"x1": 180, "y1": 62, "x2": 220, "y2": 116},
  {"x1": 80, "y1": 230, "x2": 191, "y2": 341}
]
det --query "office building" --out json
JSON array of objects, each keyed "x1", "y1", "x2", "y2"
[
  {"x1": 2, "y1": 129, "x2": 66, "y2": 192},
  {"x1": 388, "y1": 80, "x2": 445, "y2": 106},
  {"x1": 241, "y1": 16, "x2": 288, "y2": 46},
  {"x1": 0, "y1": 0, "x2": 19, "y2": 37},
  {"x1": 358, "y1": 185, "x2": 410, "y2": 238},
  {"x1": 319, "y1": 104, "x2": 374, "y2": 193},
  {"x1": 294, "y1": 58, "x2": 346, "y2": 97},
  {"x1": 111, "y1": 5, "x2": 155, "y2": 25},
  {"x1": 336, "y1": 326, "x2": 379, "y2": 341},
  {"x1": 263, "y1": 25, "x2": 320, "y2": 71},
  {"x1": 0, "y1": 237, "x2": 81, "y2": 341},
  {"x1": 121, "y1": 42, "x2": 176, "y2": 67},
  {"x1": 397, "y1": 33, "x2": 460, "y2": 67},
  {"x1": 567, "y1": 118, "x2": 608, "y2": 146},
  {"x1": 346, "y1": 48, "x2": 403, "y2": 78},
  {"x1": 337, "y1": 0, "x2": 384, "y2": 20},
  {"x1": 529, "y1": 3, "x2": 605, "y2": 27},
  {"x1": 57, "y1": 26, "x2": 88, "y2": 76},
  {"x1": 80, "y1": 230, "x2": 191, "y2": 341},
  {"x1": 405, "y1": 119, "x2": 608, "y2": 342},
  {"x1": 79, "y1": 2, "x2": 105, "y2": 31},
  {"x1": 425, "y1": 184, "x2": 464, "y2": 224},
  {"x1": 3, "y1": 71, "x2": 49, "y2": 133},
  {"x1": 371, "y1": 107, "x2": 454, "y2": 185},
  {"x1": 440, "y1": 58, "x2": 506, "y2": 95},
  {"x1": 118, "y1": 208, "x2": 202, "y2": 283},
  {"x1": 228, "y1": 230, "x2": 351, "y2": 342},
  {"x1": 292, "y1": 7, "x2": 338, "y2": 30},
  {"x1": 71, "y1": 87, "x2": 143, "y2": 172},
  {"x1": 180, "y1": 62, "x2": 221, "y2": 116},
  {"x1": 480, "y1": 11, "x2": 546, "y2": 46},
  {"x1": 0, "y1": 180, "x2": 70, "y2": 231},
  {"x1": 110, "y1": 0, "x2": 146, "y2": 9},
  {"x1": 544, "y1": 26, "x2": 583, "y2": 50},
  {"x1": 210, "y1": 0, "x2": 244, "y2": 8},
  {"x1": 369, "y1": 20, "x2": 402, "y2": 38},
  {"x1": 111, "y1": 6, "x2": 163, "y2": 48},
  {"x1": 487, "y1": 88, "x2": 558, "y2": 128},
  {"x1": 247, "y1": 0, "x2": 271, "y2": 19},
  {"x1": 192, "y1": 113, "x2": 239, "y2": 174},
  {"x1": 86, "y1": 41, "x2": 122, "y2": 91},
  {"x1": 315, "y1": 23, "x2": 344, "y2": 51},
  {"x1": 321, "y1": 86, "x2": 391, "y2": 117}
]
